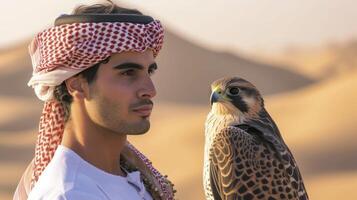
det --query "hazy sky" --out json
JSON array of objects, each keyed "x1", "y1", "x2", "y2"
[{"x1": 1, "y1": 0, "x2": 357, "y2": 54}]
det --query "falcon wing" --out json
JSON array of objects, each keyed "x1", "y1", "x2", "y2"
[{"x1": 209, "y1": 126, "x2": 307, "y2": 200}]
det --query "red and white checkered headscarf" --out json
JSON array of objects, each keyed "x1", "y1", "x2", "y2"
[{"x1": 27, "y1": 18, "x2": 173, "y2": 199}]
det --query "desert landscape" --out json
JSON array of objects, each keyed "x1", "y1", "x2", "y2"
[{"x1": 0, "y1": 27, "x2": 356, "y2": 200}]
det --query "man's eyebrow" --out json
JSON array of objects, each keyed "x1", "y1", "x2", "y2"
[
  {"x1": 113, "y1": 62, "x2": 143, "y2": 70},
  {"x1": 112, "y1": 62, "x2": 158, "y2": 70}
]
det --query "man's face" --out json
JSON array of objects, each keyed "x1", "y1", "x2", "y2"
[{"x1": 84, "y1": 49, "x2": 157, "y2": 135}]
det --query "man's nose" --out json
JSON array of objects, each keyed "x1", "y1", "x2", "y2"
[{"x1": 138, "y1": 76, "x2": 156, "y2": 99}]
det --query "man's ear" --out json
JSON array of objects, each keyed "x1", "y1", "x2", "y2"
[{"x1": 65, "y1": 75, "x2": 88, "y2": 100}]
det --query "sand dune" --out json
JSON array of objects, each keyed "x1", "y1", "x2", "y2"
[
  {"x1": 258, "y1": 40, "x2": 357, "y2": 80},
  {"x1": 0, "y1": 43, "x2": 29, "y2": 74},
  {"x1": 266, "y1": 69, "x2": 357, "y2": 147},
  {"x1": 0, "y1": 97, "x2": 42, "y2": 131},
  {"x1": 306, "y1": 172, "x2": 357, "y2": 200}
]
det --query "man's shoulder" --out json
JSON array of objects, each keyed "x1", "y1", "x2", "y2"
[
  {"x1": 36, "y1": 147, "x2": 82, "y2": 186},
  {"x1": 28, "y1": 147, "x2": 102, "y2": 199},
  {"x1": 28, "y1": 164, "x2": 104, "y2": 200}
]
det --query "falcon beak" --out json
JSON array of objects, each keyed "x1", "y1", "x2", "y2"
[
  {"x1": 211, "y1": 92, "x2": 219, "y2": 105},
  {"x1": 210, "y1": 91, "x2": 220, "y2": 105}
]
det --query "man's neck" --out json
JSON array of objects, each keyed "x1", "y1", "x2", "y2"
[{"x1": 61, "y1": 119, "x2": 127, "y2": 177}]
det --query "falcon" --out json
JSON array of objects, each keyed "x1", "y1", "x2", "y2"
[{"x1": 203, "y1": 76, "x2": 309, "y2": 200}]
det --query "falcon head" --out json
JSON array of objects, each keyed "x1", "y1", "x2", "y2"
[{"x1": 209, "y1": 76, "x2": 264, "y2": 120}]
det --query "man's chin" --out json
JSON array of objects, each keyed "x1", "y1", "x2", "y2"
[{"x1": 125, "y1": 121, "x2": 150, "y2": 135}]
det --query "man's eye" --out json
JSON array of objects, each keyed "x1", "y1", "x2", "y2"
[
  {"x1": 148, "y1": 69, "x2": 156, "y2": 75},
  {"x1": 121, "y1": 69, "x2": 135, "y2": 76}
]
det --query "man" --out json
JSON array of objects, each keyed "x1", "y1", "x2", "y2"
[{"x1": 13, "y1": 1, "x2": 174, "y2": 200}]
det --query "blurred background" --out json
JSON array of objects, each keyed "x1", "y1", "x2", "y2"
[{"x1": 1, "y1": 0, "x2": 357, "y2": 199}]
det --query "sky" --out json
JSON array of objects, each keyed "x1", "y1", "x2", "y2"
[{"x1": 1, "y1": 0, "x2": 357, "y2": 54}]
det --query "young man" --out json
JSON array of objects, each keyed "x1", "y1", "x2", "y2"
[{"x1": 13, "y1": 2, "x2": 174, "y2": 200}]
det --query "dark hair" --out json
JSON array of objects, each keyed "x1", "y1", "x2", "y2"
[
  {"x1": 71, "y1": 0, "x2": 142, "y2": 15},
  {"x1": 53, "y1": 0, "x2": 143, "y2": 122}
]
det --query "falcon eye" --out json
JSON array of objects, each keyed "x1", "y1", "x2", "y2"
[{"x1": 227, "y1": 87, "x2": 240, "y2": 96}]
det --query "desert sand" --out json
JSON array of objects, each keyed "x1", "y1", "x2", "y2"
[{"x1": 256, "y1": 40, "x2": 357, "y2": 80}]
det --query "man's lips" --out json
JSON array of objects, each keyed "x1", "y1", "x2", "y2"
[{"x1": 132, "y1": 105, "x2": 153, "y2": 117}]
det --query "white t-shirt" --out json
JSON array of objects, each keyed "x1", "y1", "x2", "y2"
[{"x1": 27, "y1": 145, "x2": 153, "y2": 200}]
